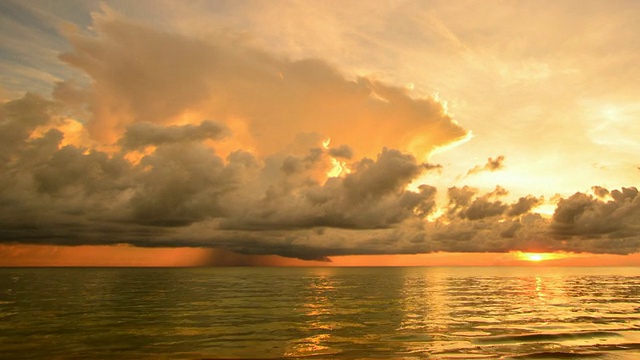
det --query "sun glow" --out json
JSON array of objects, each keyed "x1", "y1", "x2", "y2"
[
  {"x1": 532, "y1": 203, "x2": 556, "y2": 218},
  {"x1": 327, "y1": 157, "x2": 350, "y2": 177},
  {"x1": 515, "y1": 252, "x2": 568, "y2": 262},
  {"x1": 526, "y1": 253, "x2": 544, "y2": 261},
  {"x1": 428, "y1": 130, "x2": 473, "y2": 157}
]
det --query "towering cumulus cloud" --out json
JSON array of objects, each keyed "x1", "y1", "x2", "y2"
[
  {"x1": 58, "y1": 11, "x2": 467, "y2": 159},
  {"x1": 1, "y1": 9, "x2": 639, "y2": 260}
]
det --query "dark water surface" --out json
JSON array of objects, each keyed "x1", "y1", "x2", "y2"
[{"x1": 1, "y1": 267, "x2": 640, "y2": 359}]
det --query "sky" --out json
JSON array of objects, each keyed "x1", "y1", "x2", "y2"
[{"x1": 1, "y1": 0, "x2": 639, "y2": 266}]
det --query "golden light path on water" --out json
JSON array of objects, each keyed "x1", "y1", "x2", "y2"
[
  {"x1": 274, "y1": 267, "x2": 640, "y2": 359},
  {"x1": 3, "y1": 267, "x2": 640, "y2": 358}
]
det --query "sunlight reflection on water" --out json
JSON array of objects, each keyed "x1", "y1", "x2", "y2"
[{"x1": 1, "y1": 267, "x2": 640, "y2": 359}]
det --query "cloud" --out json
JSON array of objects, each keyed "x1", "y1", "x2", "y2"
[
  {"x1": 57, "y1": 10, "x2": 468, "y2": 160},
  {"x1": 446, "y1": 187, "x2": 539, "y2": 221},
  {"x1": 448, "y1": 185, "x2": 477, "y2": 206},
  {"x1": 119, "y1": 121, "x2": 229, "y2": 150},
  {"x1": 2, "y1": 106, "x2": 639, "y2": 258},
  {"x1": 551, "y1": 187, "x2": 640, "y2": 250},
  {"x1": 591, "y1": 185, "x2": 610, "y2": 198},
  {"x1": 506, "y1": 195, "x2": 543, "y2": 217},
  {"x1": 466, "y1": 155, "x2": 505, "y2": 176},
  {"x1": 459, "y1": 197, "x2": 508, "y2": 220},
  {"x1": 219, "y1": 148, "x2": 436, "y2": 231},
  {"x1": 0, "y1": 93, "x2": 440, "y2": 258},
  {"x1": 0, "y1": 93, "x2": 56, "y2": 162},
  {"x1": 1, "y1": 10, "x2": 640, "y2": 261},
  {"x1": 328, "y1": 144, "x2": 353, "y2": 159}
]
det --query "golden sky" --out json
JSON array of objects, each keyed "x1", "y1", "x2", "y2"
[{"x1": 0, "y1": 0, "x2": 639, "y2": 266}]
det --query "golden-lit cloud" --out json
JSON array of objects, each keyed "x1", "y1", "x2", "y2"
[{"x1": 57, "y1": 9, "x2": 467, "y2": 160}]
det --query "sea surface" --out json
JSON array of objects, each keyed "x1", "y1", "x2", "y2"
[{"x1": 1, "y1": 267, "x2": 640, "y2": 359}]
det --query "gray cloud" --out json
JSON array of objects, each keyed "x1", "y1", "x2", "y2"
[
  {"x1": 119, "y1": 121, "x2": 229, "y2": 150},
  {"x1": 551, "y1": 187, "x2": 640, "y2": 244},
  {"x1": 219, "y1": 148, "x2": 437, "y2": 231},
  {"x1": 328, "y1": 144, "x2": 353, "y2": 159},
  {"x1": 592, "y1": 186, "x2": 609, "y2": 198},
  {"x1": 128, "y1": 143, "x2": 234, "y2": 226},
  {"x1": 448, "y1": 185, "x2": 477, "y2": 208},
  {"x1": 500, "y1": 221, "x2": 522, "y2": 238},
  {"x1": 506, "y1": 195, "x2": 543, "y2": 217},
  {"x1": 459, "y1": 198, "x2": 508, "y2": 220},
  {"x1": 447, "y1": 187, "x2": 538, "y2": 221},
  {"x1": 0, "y1": 93, "x2": 56, "y2": 163}
]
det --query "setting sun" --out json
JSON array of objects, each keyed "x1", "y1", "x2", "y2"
[
  {"x1": 525, "y1": 253, "x2": 543, "y2": 261},
  {"x1": 516, "y1": 252, "x2": 568, "y2": 262}
]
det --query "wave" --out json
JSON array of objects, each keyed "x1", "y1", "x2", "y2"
[
  {"x1": 474, "y1": 330, "x2": 623, "y2": 344},
  {"x1": 510, "y1": 342, "x2": 640, "y2": 359},
  {"x1": 509, "y1": 351, "x2": 605, "y2": 358}
]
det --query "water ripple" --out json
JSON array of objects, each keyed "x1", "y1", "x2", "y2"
[{"x1": 1, "y1": 267, "x2": 640, "y2": 359}]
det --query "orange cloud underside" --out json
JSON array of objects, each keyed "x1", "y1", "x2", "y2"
[
  {"x1": 1, "y1": 245, "x2": 639, "y2": 267},
  {"x1": 332, "y1": 253, "x2": 640, "y2": 267},
  {"x1": 0, "y1": 244, "x2": 208, "y2": 267},
  {"x1": 0, "y1": 245, "x2": 327, "y2": 267}
]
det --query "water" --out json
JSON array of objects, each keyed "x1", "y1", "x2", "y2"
[{"x1": 1, "y1": 267, "x2": 640, "y2": 359}]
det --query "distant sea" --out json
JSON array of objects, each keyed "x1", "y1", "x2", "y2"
[{"x1": 2, "y1": 267, "x2": 640, "y2": 359}]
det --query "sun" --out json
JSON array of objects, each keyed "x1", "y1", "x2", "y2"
[
  {"x1": 515, "y1": 252, "x2": 567, "y2": 262},
  {"x1": 526, "y1": 253, "x2": 544, "y2": 261}
]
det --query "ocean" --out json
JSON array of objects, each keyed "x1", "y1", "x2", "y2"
[{"x1": 1, "y1": 267, "x2": 639, "y2": 359}]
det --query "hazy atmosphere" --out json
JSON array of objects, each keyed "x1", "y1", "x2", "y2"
[{"x1": 1, "y1": 0, "x2": 639, "y2": 266}]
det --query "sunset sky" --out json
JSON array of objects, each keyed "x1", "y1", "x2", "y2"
[{"x1": 1, "y1": 0, "x2": 639, "y2": 266}]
